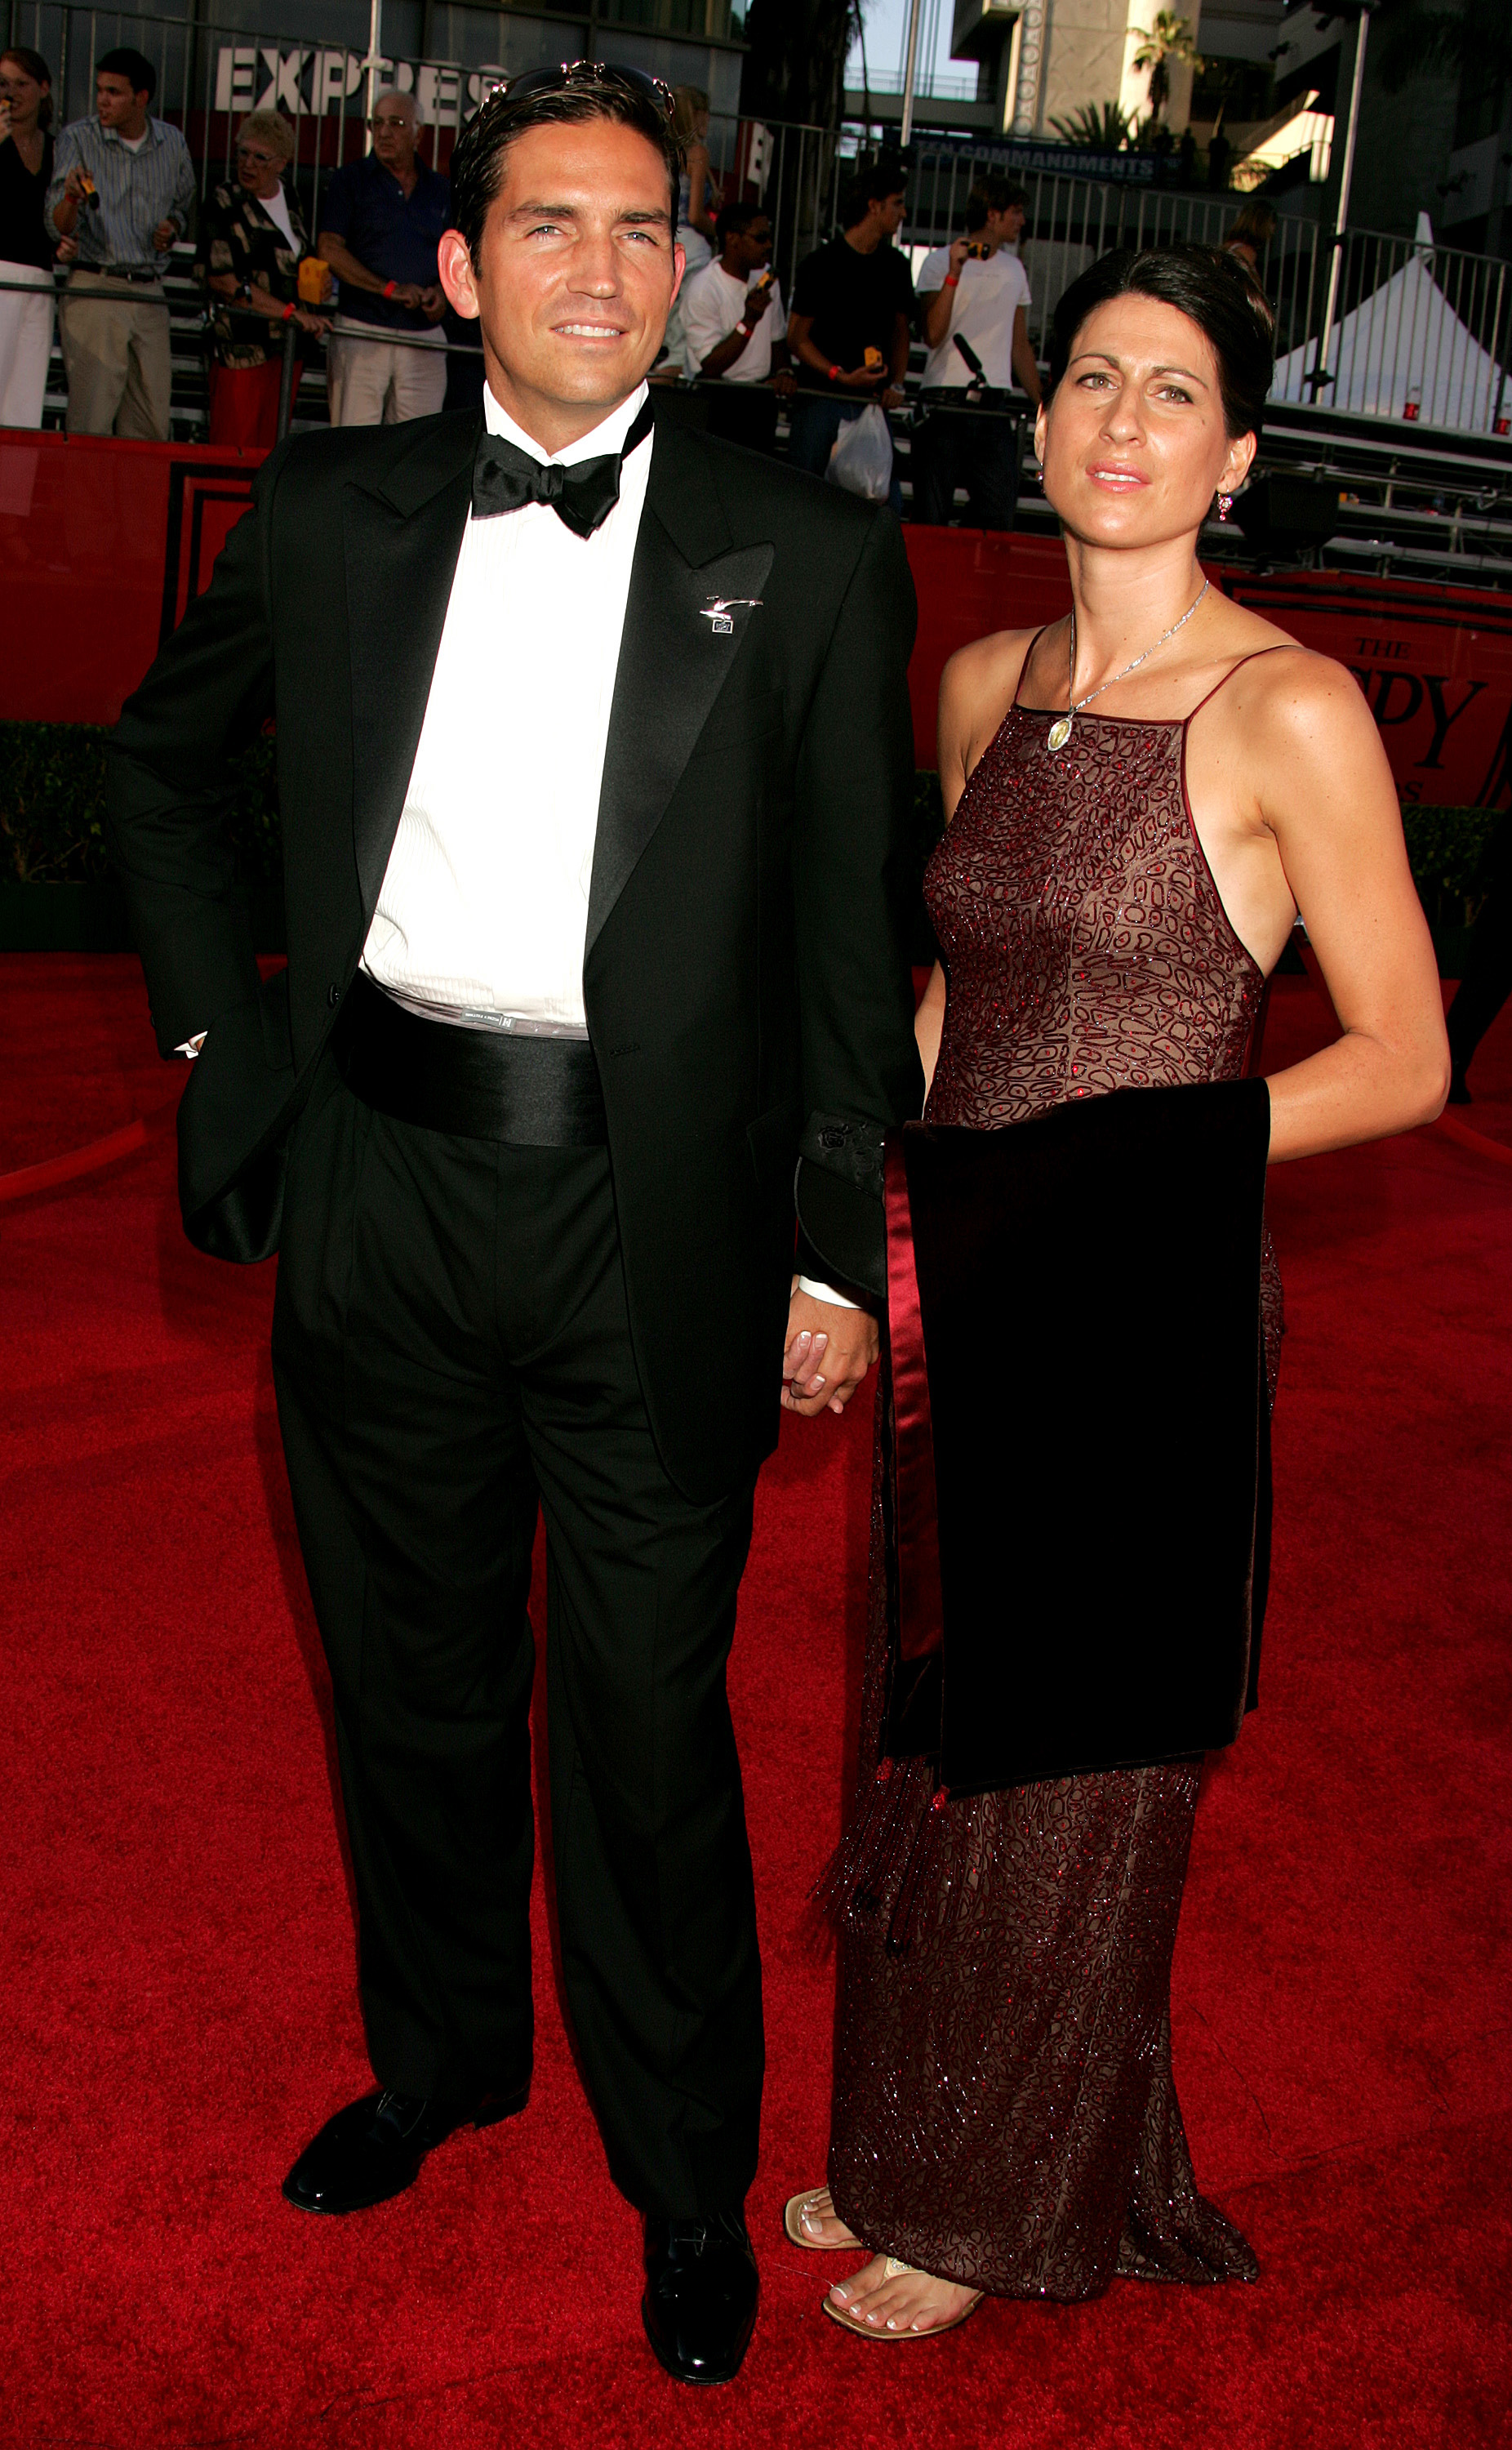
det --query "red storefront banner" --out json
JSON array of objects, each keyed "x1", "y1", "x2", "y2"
[{"x1": 3, "y1": 432, "x2": 1510, "y2": 807}]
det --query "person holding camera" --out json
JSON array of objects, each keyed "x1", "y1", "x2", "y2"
[
  {"x1": 198, "y1": 109, "x2": 330, "y2": 448},
  {"x1": 0, "y1": 45, "x2": 56, "y2": 429},
  {"x1": 317, "y1": 88, "x2": 448, "y2": 426},
  {"x1": 786, "y1": 160, "x2": 913, "y2": 507},
  {"x1": 679, "y1": 197, "x2": 794, "y2": 454},
  {"x1": 47, "y1": 47, "x2": 195, "y2": 440},
  {"x1": 912, "y1": 176, "x2": 1041, "y2": 530}
]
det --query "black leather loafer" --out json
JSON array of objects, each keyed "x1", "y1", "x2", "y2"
[
  {"x1": 642, "y1": 2210, "x2": 759, "y2": 2385},
  {"x1": 282, "y1": 2082, "x2": 527, "y2": 2215}
]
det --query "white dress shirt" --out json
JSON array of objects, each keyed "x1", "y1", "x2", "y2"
[
  {"x1": 361, "y1": 381, "x2": 653, "y2": 1036},
  {"x1": 358, "y1": 378, "x2": 857, "y2": 1312}
]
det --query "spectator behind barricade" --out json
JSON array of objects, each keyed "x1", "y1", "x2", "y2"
[
  {"x1": 911, "y1": 176, "x2": 1041, "y2": 532},
  {"x1": 672, "y1": 87, "x2": 720, "y2": 274},
  {"x1": 679, "y1": 199, "x2": 794, "y2": 457},
  {"x1": 47, "y1": 47, "x2": 195, "y2": 440},
  {"x1": 786, "y1": 159, "x2": 912, "y2": 510},
  {"x1": 198, "y1": 110, "x2": 330, "y2": 450},
  {"x1": 317, "y1": 89, "x2": 448, "y2": 426},
  {"x1": 658, "y1": 85, "x2": 720, "y2": 379},
  {"x1": 1223, "y1": 199, "x2": 1277, "y2": 283},
  {"x1": 0, "y1": 46, "x2": 56, "y2": 430}
]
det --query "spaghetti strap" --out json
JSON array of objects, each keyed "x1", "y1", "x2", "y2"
[
  {"x1": 1183, "y1": 642, "x2": 1292, "y2": 727},
  {"x1": 1012, "y1": 626, "x2": 1052, "y2": 709}
]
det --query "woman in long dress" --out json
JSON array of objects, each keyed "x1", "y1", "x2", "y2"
[{"x1": 783, "y1": 245, "x2": 1449, "y2": 2339}]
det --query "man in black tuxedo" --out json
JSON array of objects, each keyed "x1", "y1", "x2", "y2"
[{"x1": 107, "y1": 65, "x2": 921, "y2": 2385}]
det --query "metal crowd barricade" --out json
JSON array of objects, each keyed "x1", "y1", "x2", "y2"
[{"x1": 3, "y1": 0, "x2": 1508, "y2": 439}]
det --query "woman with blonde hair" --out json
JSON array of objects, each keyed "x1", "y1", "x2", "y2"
[{"x1": 197, "y1": 108, "x2": 328, "y2": 446}]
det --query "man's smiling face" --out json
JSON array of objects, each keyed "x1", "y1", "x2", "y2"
[{"x1": 439, "y1": 116, "x2": 683, "y2": 441}]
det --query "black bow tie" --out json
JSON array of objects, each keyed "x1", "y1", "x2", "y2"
[{"x1": 472, "y1": 396, "x2": 655, "y2": 538}]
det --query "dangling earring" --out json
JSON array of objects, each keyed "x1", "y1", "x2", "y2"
[{"x1": 1217, "y1": 492, "x2": 1234, "y2": 522}]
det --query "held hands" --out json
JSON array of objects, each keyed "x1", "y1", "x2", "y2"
[{"x1": 782, "y1": 1285, "x2": 880, "y2": 1419}]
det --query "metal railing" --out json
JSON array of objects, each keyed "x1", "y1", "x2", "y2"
[{"x1": 8, "y1": 0, "x2": 1510, "y2": 439}]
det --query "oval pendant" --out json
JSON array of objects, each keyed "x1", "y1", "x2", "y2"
[{"x1": 1047, "y1": 715, "x2": 1073, "y2": 752}]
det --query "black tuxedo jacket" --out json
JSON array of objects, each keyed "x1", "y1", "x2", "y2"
[{"x1": 107, "y1": 400, "x2": 924, "y2": 1501}]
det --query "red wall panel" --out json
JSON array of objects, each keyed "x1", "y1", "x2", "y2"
[{"x1": 2, "y1": 432, "x2": 1509, "y2": 806}]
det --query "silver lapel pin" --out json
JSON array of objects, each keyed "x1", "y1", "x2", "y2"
[{"x1": 700, "y1": 596, "x2": 763, "y2": 637}]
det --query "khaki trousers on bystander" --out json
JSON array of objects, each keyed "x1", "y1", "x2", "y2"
[{"x1": 59, "y1": 270, "x2": 171, "y2": 439}]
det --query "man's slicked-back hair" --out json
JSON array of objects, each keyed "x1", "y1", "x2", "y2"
[
  {"x1": 449, "y1": 76, "x2": 685, "y2": 265},
  {"x1": 1048, "y1": 243, "x2": 1275, "y2": 440}
]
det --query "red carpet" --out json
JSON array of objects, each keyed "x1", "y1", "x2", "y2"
[{"x1": 4, "y1": 956, "x2": 1510, "y2": 2449}]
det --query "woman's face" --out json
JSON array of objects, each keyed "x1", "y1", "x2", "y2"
[
  {"x1": 1035, "y1": 293, "x2": 1255, "y2": 550},
  {"x1": 0, "y1": 58, "x2": 47, "y2": 132},
  {"x1": 236, "y1": 133, "x2": 285, "y2": 197}
]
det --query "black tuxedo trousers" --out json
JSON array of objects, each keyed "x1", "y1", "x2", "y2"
[
  {"x1": 107, "y1": 403, "x2": 923, "y2": 2222},
  {"x1": 274, "y1": 1056, "x2": 763, "y2": 2214}
]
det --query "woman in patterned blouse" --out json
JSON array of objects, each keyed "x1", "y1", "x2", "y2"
[{"x1": 197, "y1": 109, "x2": 328, "y2": 447}]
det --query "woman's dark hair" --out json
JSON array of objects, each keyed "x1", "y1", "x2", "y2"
[
  {"x1": 1047, "y1": 244, "x2": 1275, "y2": 439},
  {"x1": 2, "y1": 46, "x2": 53, "y2": 128},
  {"x1": 97, "y1": 45, "x2": 157, "y2": 102},
  {"x1": 448, "y1": 72, "x2": 684, "y2": 265}
]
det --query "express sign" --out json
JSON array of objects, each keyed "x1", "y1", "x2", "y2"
[{"x1": 212, "y1": 45, "x2": 505, "y2": 127}]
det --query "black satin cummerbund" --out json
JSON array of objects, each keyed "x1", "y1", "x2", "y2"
[{"x1": 333, "y1": 971, "x2": 607, "y2": 1147}]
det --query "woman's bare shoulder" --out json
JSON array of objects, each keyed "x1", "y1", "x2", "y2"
[{"x1": 941, "y1": 624, "x2": 1042, "y2": 707}]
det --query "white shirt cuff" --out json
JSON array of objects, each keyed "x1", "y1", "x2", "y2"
[{"x1": 797, "y1": 1275, "x2": 862, "y2": 1312}]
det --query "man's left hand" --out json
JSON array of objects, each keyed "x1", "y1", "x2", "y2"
[
  {"x1": 152, "y1": 219, "x2": 179, "y2": 254},
  {"x1": 880, "y1": 384, "x2": 905, "y2": 411},
  {"x1": 782, "y1": 1286, "x2": 879, "y2": 1419}
]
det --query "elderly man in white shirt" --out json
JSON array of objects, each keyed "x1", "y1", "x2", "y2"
[
  {"x1": 912, "y1": 173, "x2": 1042, "y2": 528},
  {"x1": 678, "y1": 197, "x2": 794, "y2": 457}
]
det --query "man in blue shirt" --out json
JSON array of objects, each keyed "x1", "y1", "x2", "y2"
[
  {"x1": 47, "y1": 47, "x2": 196, "y2": 438},
  {"x1": 318, "y1": 89, "x2": 448, "y2": 425}
]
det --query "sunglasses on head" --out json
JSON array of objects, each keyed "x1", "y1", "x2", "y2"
[{"x1": 486, "y1": 60, "x2": 676, "y2": 121}]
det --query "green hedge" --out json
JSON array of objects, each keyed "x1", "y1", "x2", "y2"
[
  {"x1": 0, "y1": 719, "x2": 1503, "y2": 961},
  {"x1": 0, "y1": 719, "x2": 281, "y2": 889}
]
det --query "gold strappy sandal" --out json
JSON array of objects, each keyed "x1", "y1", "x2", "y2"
[
  {"x1": 821, "y1": 2257, "x2": 984, "y2": 2341},
  {"x1": 783, "y1": 2187, "x2": 861, "y2": 2251}
]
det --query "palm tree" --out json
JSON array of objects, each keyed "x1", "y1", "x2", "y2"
[
  {"x1": 1048, "y1": 98, "x2": 1139, "y2": 149},
  {"x1": 1130, "y1": 11, "x2": 1203, "y2": 123},
  {"x1": 1374, "y1": 0, "x2": 1512, "y2": 91}
]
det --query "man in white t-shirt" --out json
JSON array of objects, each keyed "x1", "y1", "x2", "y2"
[
  {"x1": 678, "y1": 198, "x2": 794, "y2": 454},
  {"x1": 912, "y1": 176, "x2": 1043, "y2": 529}
]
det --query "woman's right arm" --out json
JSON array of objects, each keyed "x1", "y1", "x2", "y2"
[{"x1": 917, "y1": 633, "x2": 1030, "y2": 1094}]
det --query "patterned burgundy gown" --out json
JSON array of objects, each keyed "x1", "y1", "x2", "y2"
[{"x1": 825, "y1": 652, "x2": 1284, "y2": 2302}]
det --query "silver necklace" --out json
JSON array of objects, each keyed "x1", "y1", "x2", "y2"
[{"x1": 1045, "y1": 580, "x2": 1210, "y2": 753}]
